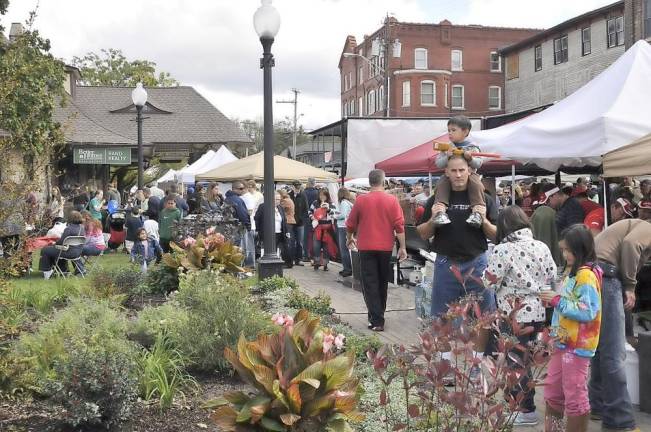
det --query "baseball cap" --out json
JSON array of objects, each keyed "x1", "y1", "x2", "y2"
[
  {"x1": 584, "y1": 208, "x2": 604, "y2": 231},
  {"x1": 534, "y1": 186, "x2": 560, "y2": 205},
  {"x1": 616, "y1": 197, "x2": 635, "y2": 217},
  {"x1": 638, "y1": 199, "x2": 651, "y2": 210}
]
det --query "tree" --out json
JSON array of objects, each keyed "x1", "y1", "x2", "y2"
[
  {"x1": 233, "y1": 117, "x2": 310, "y2": 158},
  {"x1": 0, "y1": 10, "x2": 67, "y2": 275},
  {"x1": 71, "y1": 48, "x2": 179, "y2": 87}
]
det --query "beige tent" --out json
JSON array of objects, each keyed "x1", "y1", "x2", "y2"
[
  {"x1": 196, "y1": 152, "x2": 339, "y2": 182},
  {"x1": 603, "y1": 132, "x2": 651, "y2": 177}
]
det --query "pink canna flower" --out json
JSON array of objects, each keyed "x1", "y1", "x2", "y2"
[
  {"x1": 334, "y1": 334, "x2": 345, "y2": 350},
  {"x1": 323, "y1": 334, "x2": 335, "y2": 353},
  {"x1": 206, "y1": 226, "x2": 216, "y2": 235},
  {"x1": 272, "y1": 313, "x2": 285, "y2": 326}
]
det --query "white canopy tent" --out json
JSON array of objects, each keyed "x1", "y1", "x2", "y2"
[
  {"x1": 175, "y1": 146, "x2": 238, "y2": 184},
  {"x1": 471, "y1": 40, "x2": 651, "y2": 172},
  {"x1": 156, "y1": 167, "x2": 185, "y2": 184}
]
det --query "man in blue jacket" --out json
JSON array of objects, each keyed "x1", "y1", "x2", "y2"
[{"x1": 225, "y1": 180, "x2": 252, "y2": 265}]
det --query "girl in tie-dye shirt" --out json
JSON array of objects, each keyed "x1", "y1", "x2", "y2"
[{"x1": 540, "y1": 224, "x2": 602, "y2": 430}]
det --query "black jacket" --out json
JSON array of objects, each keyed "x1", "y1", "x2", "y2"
[
  {"x1": 254, "y1": 204, "x2": 288, "y2": 241},
  {"x1": 290, "y1": 190, "x2": 308, "y2": 226}
]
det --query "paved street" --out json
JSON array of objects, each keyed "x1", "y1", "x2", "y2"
[{"x1": 285, "y1": 262, "x2": 651, "y2": 432}]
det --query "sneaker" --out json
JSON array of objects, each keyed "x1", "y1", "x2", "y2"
[
  {"x1": 466, "y1": 211, "x2": 483, "y2": 228},
  {"x1": 432, "y1": 212, "x2": 451, "y2": 226},
  {"x1": 513, "y1": 411, "x2": 539, "y2": 426},
  {"x1": 294, "y1": 261, "x2": 304, "y2": 266},
  {"x1": 590, "y1": 411, "x2": 602, "y2": 421}
]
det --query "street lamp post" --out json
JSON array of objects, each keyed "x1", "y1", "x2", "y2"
[
  {"x1": 343, "y1": 52, "x2": 390, "y2": 117},
  {"x1": 131, "y1": 83, "x2": 148, "y2": 190},
  {"x1": 254, "y1": 0, "x2": 283, "y2": 280}
]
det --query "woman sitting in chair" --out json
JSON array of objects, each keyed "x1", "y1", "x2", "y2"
[{"x1": 39, "y1": 211, "x2": 85, "y2": 279}]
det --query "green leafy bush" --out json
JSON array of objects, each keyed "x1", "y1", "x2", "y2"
[
  {"x1": 138, "y1": 333, "x2": 197, "y2": 411},
  {"x1": 144, "y1": 264, "x2": 179, "y2": 295},
  {"x1": 173, "y1": 271, "x2": 270, "y2": 372},
  {"x1": 130, "y1": 303, "x2": 189, "y2": 348},
  {"x1": 2, "y1": 278, "x2": 81, "y2": 315},
  {"x1": 86, "y1": 265, "x2": 147, "y2": 303},
  {"x1": 329, "y1": 322, "x2": 382, "y2": 362},
  {"x1": 287, "y1": 289, "x2": 333, "y2": 316},
  {"x1": 45, "y1": 342, "x2": 138, "y2": 428},
  {"x1": 255, "y1": 275, "x2": 299, "y2": 294},
  {"x1": 11, "y1": 299, "x2": 139, "y2": 427}
]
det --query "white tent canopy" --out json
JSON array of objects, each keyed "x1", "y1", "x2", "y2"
[
  {"x1": 471, "y1": 40, "x2": 651, "y2": 171},
  {"x1": 175, "y1": 146, "x2": 238, "y2": 184},
  {"x1": 156, "y1": 167, "x2": 185, "y2": 184}
]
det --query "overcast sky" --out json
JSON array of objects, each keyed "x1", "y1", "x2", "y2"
[{"x1": 3, "y1": 0, "x2": 615, "y2": 130}]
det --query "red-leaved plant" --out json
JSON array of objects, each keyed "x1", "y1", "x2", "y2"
[{"x1": 367, "y1": 292, "x2": 554, "y2": 432}]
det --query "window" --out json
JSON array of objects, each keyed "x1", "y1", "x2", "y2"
[
  {"x1": 358, "y1": 97, "x2": 363, "y2": 116},
  {"x1": 348, "y1": 72, "x2": 352, "y2": 89},
  {"x1": 534, "y1": 45, "x2": 542, "y2": 71},
  {"x1": 553, "y1": 35, "x2": 568, "y2": 64},
  {"x1": 507, "y1": 55, "x2": 519, "y2": 79},
  {"x1": 451, "y1": 49, "x2": 463, "y2": 71},
  {"x1": 444, "y1": 83, "x2": 448, "y2": 107},
  {"x1": 582, "y1": 27, "x2": 591, "y2": 56},
  {"x1": 343, "y1": 74, "x2": 348, "y2": 91},
  {"x1": 420, "y1": 81, "x2": 436, "y2": 106},
  {"x1": 451, "y1": 85, "x2": 464, "y2": 109},
  {"x1": 367, "y1": 90, "x2": 376, "y2": 114},
  {"x1": 607, "y1": 16, "x2": 624, "y2": 47},
  {"x1": 342, "y1": 102, "x2": 347, "y2": 117},
  {"x1": 488, "y1": 86, "x2": 501, "y2": 110},
  {"x1": 414, "y1": 48, "x2": 428, "y2": 69},
  {"x1": 358, "y1": 66, "x2": 363, "y2": 85},
  {"x1": 378, "y1": 86, "x2": 385, "y2": 112},
  {"x1": 490, "y1": 51, "x2": 501, "y2": 72},
  {"x1": 402, "y1": 81, "x2": 411, "y2": 107}
]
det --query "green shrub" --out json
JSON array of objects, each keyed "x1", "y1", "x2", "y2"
[
  {"x1": 255, "y1": 275, "x2": 299, "y2": 294},
  {"x1": 130, "y1": 303, "x2": 190, "y2": 348},
  {"x1": 86, "y1": 265, "x2": 147, "y2": 303},
  {"x1": 174, "y1": 270, "x2": 269, "y2": 372},
  {"x1": 286, "y1": 288, "x2": 333, "y2": 315},
  {"x1": 10, "y1": 299, "x2": 137, "y2": 393},
  {"x1": 144, "y1": 264, "x2": 179, "y2": 294},
  {"x1": 138, "y1": 334, "x2": 197, "y2": 411},
  {"x1": 2, "y1": 278, "x2": 81, "y2": 315},
  {"x1": 329, "y1": 322, "x2": 382, "y2": 362},
  {"x1": 45, "y1": 341, "x2": 138, "y2": 428}
]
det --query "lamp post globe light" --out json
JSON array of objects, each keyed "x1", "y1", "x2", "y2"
[
  {"x1": 254, "y1": 0, "x2": 284, "y2": 280},
  {"x1": 131, "y1": 82, "x2": 148, "y2": 190}
]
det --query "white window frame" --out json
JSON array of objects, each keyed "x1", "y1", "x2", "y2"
[
  {"x1": 490, "y1": 51, "x2": 501, "y2": 72},
  {"x1": 451, "y1": 49, "x2": 463, "y2": 71},
  {"x1": 451, "y1": 84, "x2": 465, "y2": 110},
  {"x1": 607, "y1": 16, "x2": 625, "y2": 48},
  {"x1": 553, "y1": 35, "x2": 568, "y2": 65},
  {"x1": 488, "y1": 86, "x2": 501, "y2": 110},
  {"x1": 378, "y1": 85, "x2": 385, "y2": 112},
  {"x1": 402, "y1": 80, "x2": 411, "y2": 107},
  {"x1": 367, "y1": 90, "x2": 376, "y2": 114},
  {"x1": 444, "y1": 83, "x2": 449, "y2": 107},
  {"x1": 350, "y1": 100, "x2": 355, "y2": 116},
  {"x1": 358, "y1": 66, "x2": 363, "y2": 85},
  {"x1": 358, "y1": 96, "x2": 363, "y2": 116},
  {"x1": 414, "y1": 48, "x2": 428, "y2": 70},
  {"x1": 420, "y1": 80, "x2": 436, "y2": 106}
]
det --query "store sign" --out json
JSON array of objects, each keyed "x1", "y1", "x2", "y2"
[{"x1": 73, "y1": 147, "x2": 131, "y2": 165}]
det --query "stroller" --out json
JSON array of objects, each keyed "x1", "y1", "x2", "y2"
[{"x1": 107, "y1": 210, "x2": 127, "y2": 250}]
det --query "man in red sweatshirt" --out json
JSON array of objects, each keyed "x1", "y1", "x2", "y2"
[{"x1": 346, "y1": 169, "x2": 407, "y2": 332}]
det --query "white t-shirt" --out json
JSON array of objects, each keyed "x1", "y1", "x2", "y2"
[
  {"x1": 242, "y1": 192, "x2": 260, "y2": 231},
  {"x1": 144, "y1": 219, "x2": 160, "y2": 241},
  {"x1": 274, "y1": 207, "x2": 282, "y2": 233}
]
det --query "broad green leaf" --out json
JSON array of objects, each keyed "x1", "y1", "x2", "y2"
[{"x1": 260, "y1": 416, "x2": 287, "y2": 431}]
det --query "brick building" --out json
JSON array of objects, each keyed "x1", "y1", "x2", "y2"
[
  {"x1": 338, "y1": 18, "x2": 540, "y2": 119},
  {"x1": 501, "y1": 2, "x2": 629, "y2": 113}
]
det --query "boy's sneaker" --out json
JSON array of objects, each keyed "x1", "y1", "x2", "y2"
[
  {"x1": 466, "y1": 211, "x2": 483, "y2": 228},
  {"x1": 513, "y1": 411, "x2": 539, "y2": 426},
  {"x1": 432, "y1": 212, "x2": 451, "y2": 226}
]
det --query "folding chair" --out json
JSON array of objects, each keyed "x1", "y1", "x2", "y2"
[
  {"x1": 53, "y1": 236, "x2": 87, "y2": 278},
  {"x1": 81, "y1": 248, "x2": 105, "y2": 275}
]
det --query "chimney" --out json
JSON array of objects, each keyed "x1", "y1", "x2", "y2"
[{"x1": 9, "y1": 23, "x2": 24, "y2": 41}]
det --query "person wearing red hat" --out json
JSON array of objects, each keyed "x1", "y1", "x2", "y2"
[
  {"x1": 588, "y1": 200, "x2": 651, "y2": 432},
  {"x1": 584, "y1": 198, "x2": 635, "y2": 236}
]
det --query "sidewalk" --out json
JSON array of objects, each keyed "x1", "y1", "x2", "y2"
[{"x1": 284, "y1": 263, "x2": 651, "y2": 432}]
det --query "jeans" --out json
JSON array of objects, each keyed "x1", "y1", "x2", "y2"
[
  {"x1": 313, "y1": 237, "x2": 330, "y2": 266},
  {"x1": 359, "y1": 250, "x2": 392, "y2": 327},
  {"x1": 430, "y1": 252, "x2": 495, "y2": 318},
  {"x1": 337, "y1": 227, "x2": 352, "y2": 273},
  {"x1": 241, "y1": 230, "x2": 255, "y2": 267},
  {"x1": 303, "y1": 224, "x2": 313, "y2": 259},
  {"x1": 588, "y1": 276, "x2": 636, "y2": 430},
  {"x1": 288, "y1": 224, "x2": 304, "y2": 264}
]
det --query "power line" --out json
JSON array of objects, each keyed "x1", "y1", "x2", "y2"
[{"x1": 276, "y1": 88, "x2": 300, "y2": 159}]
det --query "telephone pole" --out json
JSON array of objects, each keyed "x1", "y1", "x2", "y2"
[{"x1": 276, "y1": 88, "x2": 300, "y2": 159}]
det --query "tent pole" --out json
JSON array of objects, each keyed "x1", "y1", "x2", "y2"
[
  {"x1": 428, "y1": 172, "x2": 432, "y2": 194},
  {"x1": 511, "y1": 163, "x2": 516, "y2": 206},
  {"x1": 603, "y1": 178, "x2": 610, "y2": 229}
]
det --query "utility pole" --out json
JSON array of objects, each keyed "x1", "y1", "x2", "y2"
[{"x1": 276, "y1": 88, "x2": 300, "y2": 159}]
